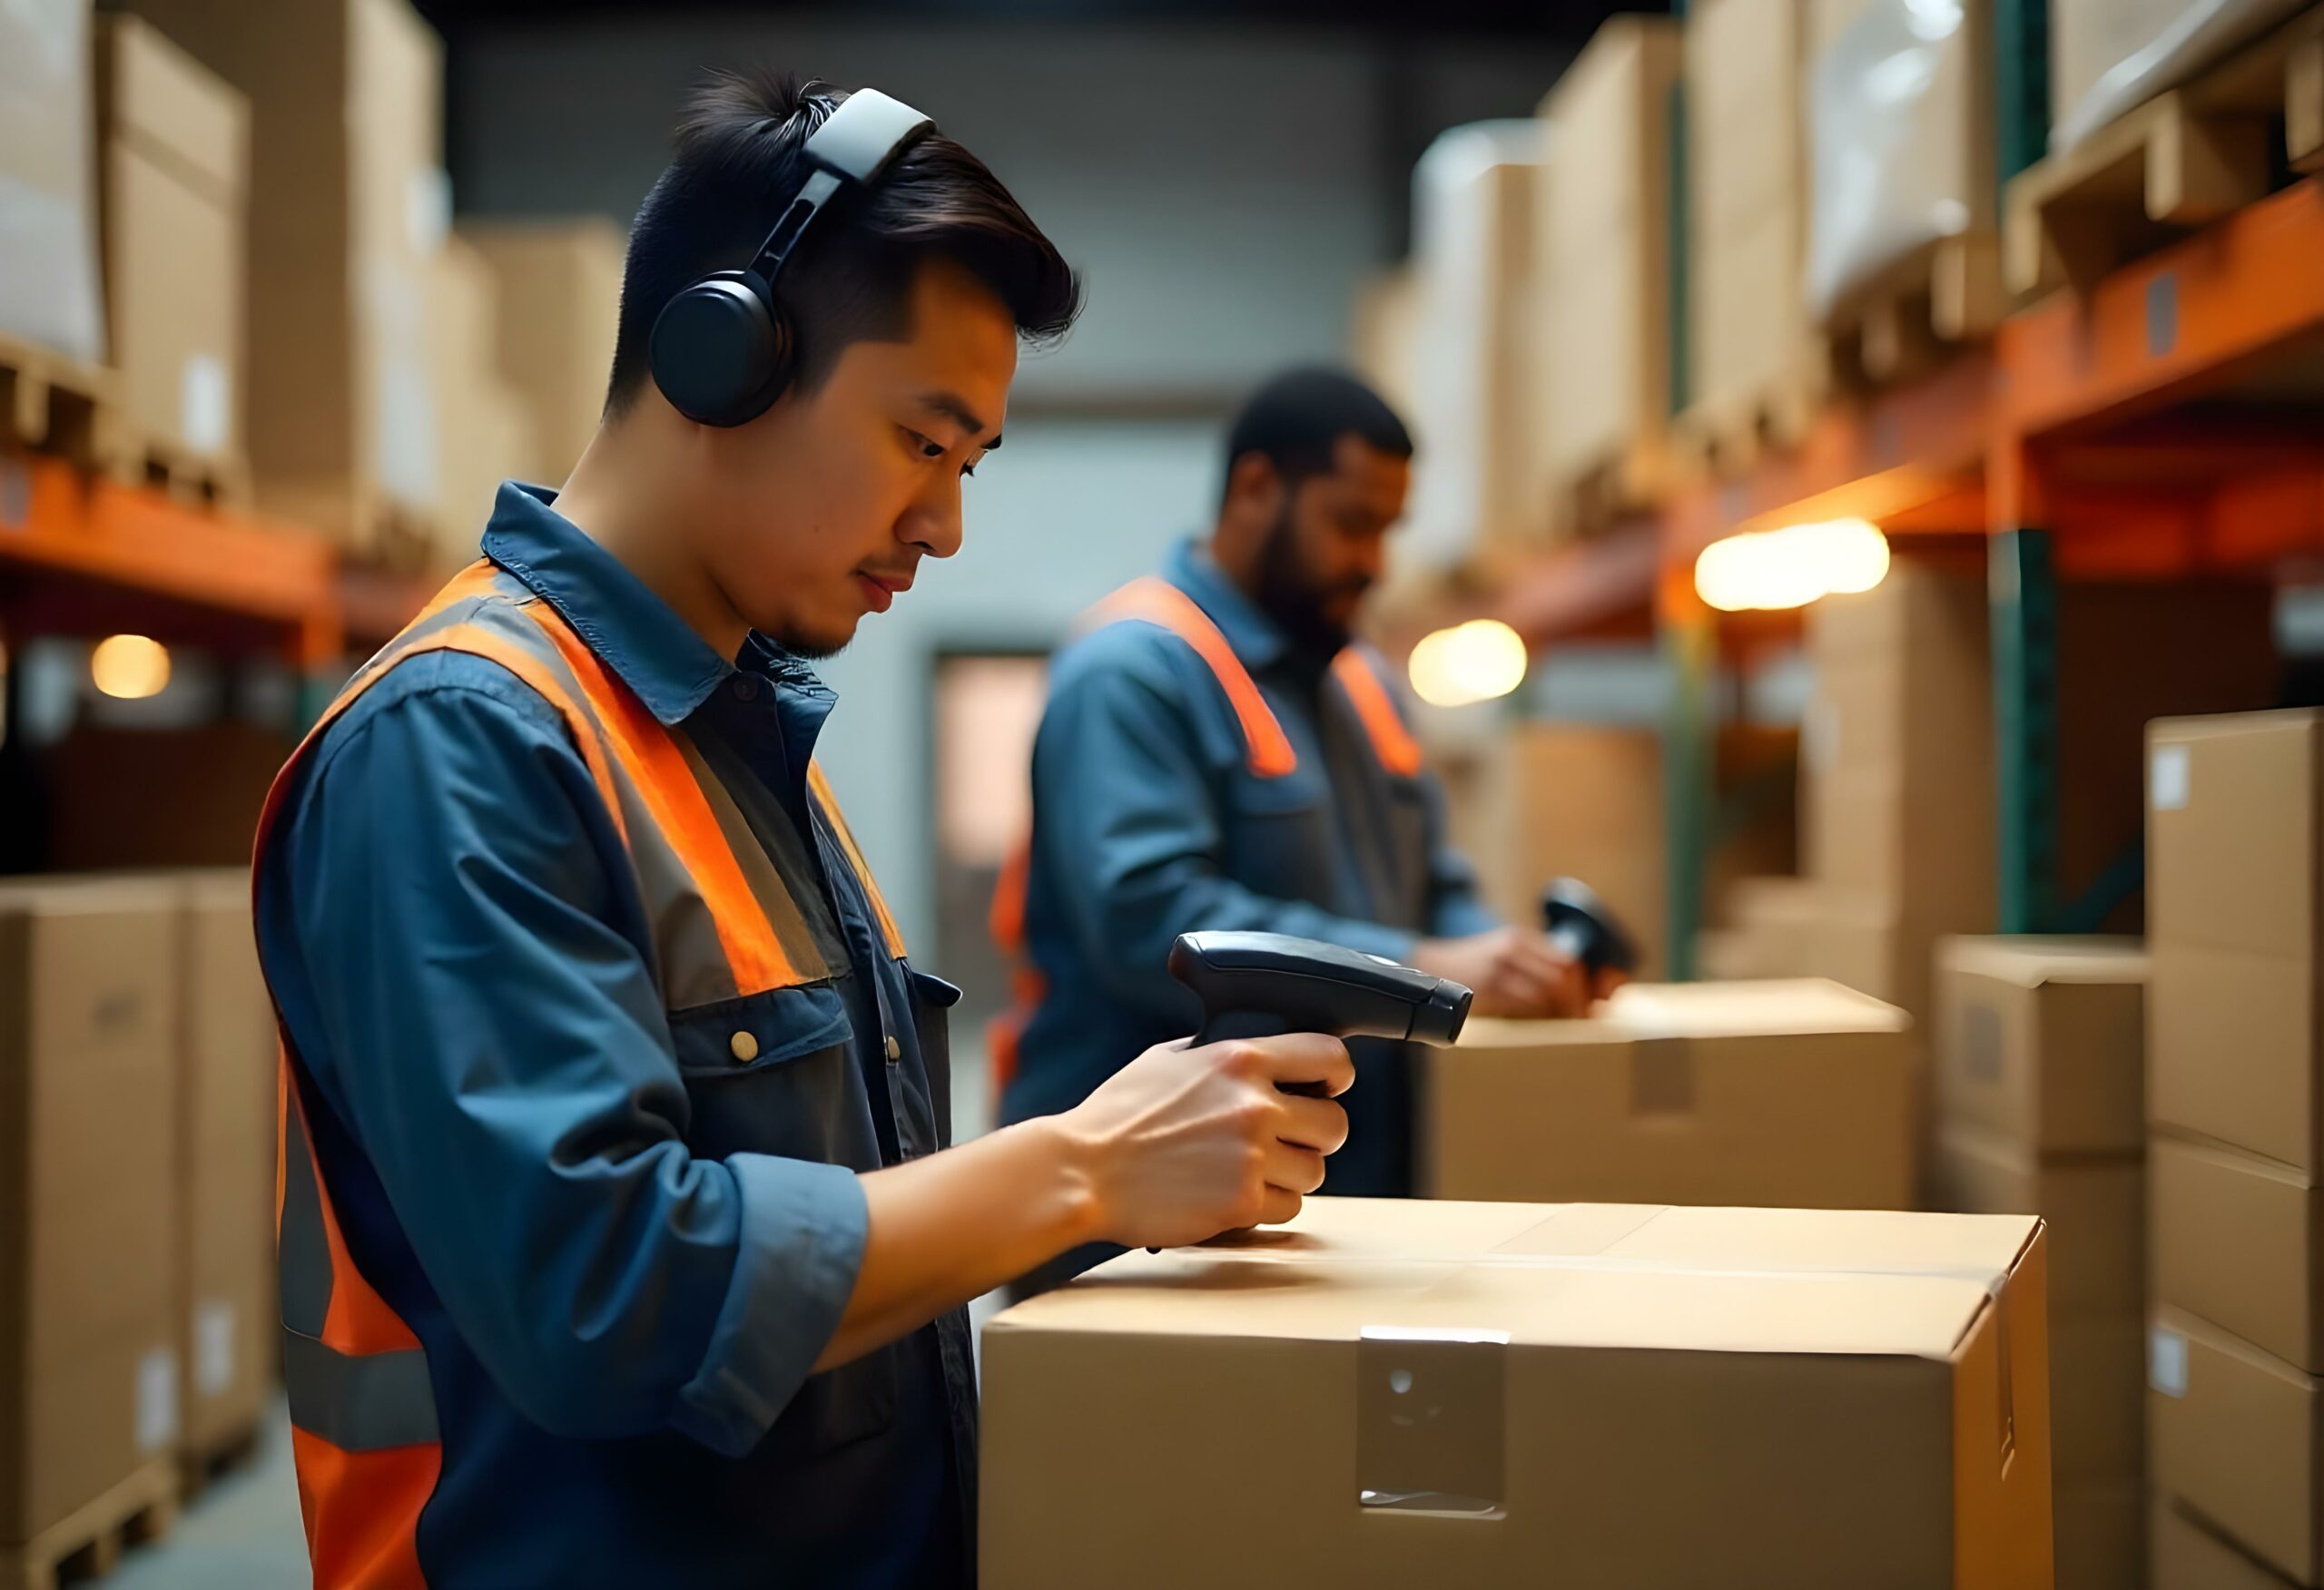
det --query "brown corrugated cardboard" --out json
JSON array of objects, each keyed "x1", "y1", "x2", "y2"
[
  {"x1": 2054, "y1": 1479, "x2": 2143, "y2": 1590},
  {"x1": 1422, "y1": 979, "x2": 1915, "y2": 1209},
  {"x1": 1538, "y1": 17, "x2": 1679, "y2": 501},
  {"x1": 175, "y1": 873, "x2": 275, "y2": 1457},
  {"x1": 428, "y1": 235, "x2": 537, "y2": 564},
  {"x1": 1800, "y1": 888, "x2": 1940, "y2": 1024},
  {"x1": 2148, "y1": 712, "x2": 2321, "y2": 1174},
  {"x1": 1687, "y1": 0, "x2": 1812, "y2": 420},
  {"x1": 0, "y1": 0, "x2": 106, "y2": 362},
  {"x1": 2152, "y1": 1131, "x2": 2324, "y2": 1374},
  {"x1": 2149, "y1": 1307, "x2": 2324, "y2": 1585},
  {"x1": 0, "y1": 878, "x2": 179, "y2": 1544},
  {"x1": 462, "y1": 219, "x2": 625, "y2": 488},
  {"x1": 113, "y1": 0, "x2": 445, "y2": 552},
  {"x1": 2153, "y1": 1496, "x2": 2303, "y2": 1590},
  {"x1": 2050, "y1": 0, "x2": 2309, "y2": 148},
  {"x1": 1935, "y1": 937, "x2": 2147, "y2": 1154},
  {"x1": 984, "y1": 1198, "x2": 2052, "y2": 1588},
  {"x1": 96, "y1": 15, "x2": 248, "y2": 460},
  {"x1": 2049, "y1": 1311, "x2": 2146, "y2": 1480},
  {"x1": 1929, "y1": 1124, "x2": 2142, "y2": 1313}
]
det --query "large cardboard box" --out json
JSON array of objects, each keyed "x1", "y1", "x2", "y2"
[
  {"x1": 2152, "y1": 1131, "x2": 2324, "y2": 1374},
  {"x1": 463, "y1": 218, "x2": 625, "y2": 489},
  {"x1": 2054, "y1": 1479, "x2": 2143, "y2": 1590},
  {"x1": 0, "y1": 0, "x2": 106, "y2": 363},
  {"x1": 986, "y1": 1199, "x2": 2052, "y2": 1588},
  {"x1": 95, "y1": 15, "x2": 247, "y2": 462},
  {"x1": 1496, "y1": 724, "x2": 1667, "y2": 976},
  {"x1": 2148, "y1": 711, "x2": 2321, "y2": 1174},
  {"x1": 2049, "y1": 0, "x2": 2309, "y2": 150},
  {"x1": 428, "y1": 235, "x2": 537, "y2": 566},
  {"x1": 115, "y1": 0, "x2": 446, "y2": 554},
  {"x1": 1537, "y1": 17, "x2": 1680, "y2": 508},
  {"x1": 1685, "y1": 0, "x2": 1814, "y2": 427},
  {"x1": 1403, "y1": 123, "x2": 1548, "y2": 564},
  {"x1": 1929, "y1": 1124, "x2": 2142, "y2": 1313},
  {"x1": 2048, "y1": 1310, "x2": 2146, "y2": 1479},
  {"x1": 0, "y1": 878, "x2": 178, "y2": 1544},
  {"x1": 174, "y1": 872, "x2": 275, "y2": 1458},
  {"x1": 2150, "y1": 1306, "x2": 2323, "y2": 1585},
  {"x1": 1422, "y1": 980, "x2": 1915, "y2": 1209},
  {"x1": 1935, "y1": 937, "x2": 2147, "y2": 1155},
  {"x1": 2153, "y1": 1496, "x2": 2304, "y2": 1590},
  {"x1": 1800, "y1": 888, "x2": 1941, "y2": 1025}
]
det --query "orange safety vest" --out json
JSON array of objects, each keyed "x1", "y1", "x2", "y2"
[
  {"x1": 985, "y1": 575, "x2": 1423, "y2": 1094},
  {"x1": 257, "y1": 561, "x2": 903, "y2": 1590}
]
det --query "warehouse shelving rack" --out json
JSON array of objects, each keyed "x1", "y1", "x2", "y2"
[{"x1": 1496, "y1": 174, "x2": 2324, "y2": 976}]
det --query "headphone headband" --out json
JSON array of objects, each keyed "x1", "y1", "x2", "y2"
[{"x1": 745, "y1": 88, "x2": 933, "y2": 283}]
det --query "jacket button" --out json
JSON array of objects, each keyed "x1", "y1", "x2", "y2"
[
  {"x1": 729, "y1": 1030, "x2": 759, "y2": 1063},
  {"x1": 883, "y1": 1035, "x2": 901, "y2": 1063}
]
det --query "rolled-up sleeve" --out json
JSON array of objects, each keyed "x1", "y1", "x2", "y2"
[{"x1": 269, "y1": 656, "x2": 864, "y2": 1458}]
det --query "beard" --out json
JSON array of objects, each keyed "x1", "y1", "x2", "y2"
[{"x1": 1253, "y1": 504, "x2": 1368, "y2": 661}]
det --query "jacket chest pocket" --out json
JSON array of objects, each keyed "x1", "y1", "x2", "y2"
[
  {"x1": 668, "y1": 983, "x2": 871, "y2": 1169},
  {"x1": 905, "y1": 967, "x2": 961, "y2": 1152},
  {"x1": 1220, "y1": 770, "x2": 1336, "y2": 900}
]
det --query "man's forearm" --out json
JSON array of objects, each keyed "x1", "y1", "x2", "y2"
[{"x1": 812, "y1": 1117, "x2": 1103, "y2": 1370}]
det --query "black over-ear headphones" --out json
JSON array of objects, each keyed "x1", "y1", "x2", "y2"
[{"x1": 648, "y1": 87, "x2": 935, "y2": 427}]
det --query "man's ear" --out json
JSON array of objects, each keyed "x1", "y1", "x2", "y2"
[{"x1": 1224, "y1": 452, "x2": 1284, "y2": 519}]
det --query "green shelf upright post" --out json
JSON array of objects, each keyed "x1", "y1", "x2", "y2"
[
  {"x1": 1991, "y1": 528, "x2": 2060, "y2": 933},
  {"x1": 1662, "y1": 608, "x2": 1716, "y2": 980}
]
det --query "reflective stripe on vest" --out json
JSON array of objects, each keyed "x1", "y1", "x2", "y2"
[
  {"x1": 985, "y1": 574, "x2": 1424, "y2": 1094},
  {"x1": 258, "y1": 560, "x2": 902, "y2": 1585}
]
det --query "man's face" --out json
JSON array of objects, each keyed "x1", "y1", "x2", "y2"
[
  {"x1": 694, "y1": 257, "x2": 1016, "y2": 656},
  {"x1": 1254, "y1": 434, "x2": 1411, "y2": 655}
]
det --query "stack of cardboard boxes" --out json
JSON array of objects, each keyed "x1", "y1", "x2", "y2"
[
  {"x1": 985, "y1": 1197, "x2": 2055, "y2": 1586},
  {"x1": 2146, "y1": 710, "x2": 2324, "y2": 1588},
  {"x1": 0, "y1": 874, "x2": 279, "y2": 1566},
  {"x1": 1929, "y1": 936, "x2": 2151, "y2": 1588},
  {"x1": 1421, "y1": 978, "x2": 1917, "y2": 1210}
]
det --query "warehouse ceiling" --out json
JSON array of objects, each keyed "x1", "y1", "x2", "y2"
[{"x1": 411, "y1": 0, "x2": 1669, "y2": 40}]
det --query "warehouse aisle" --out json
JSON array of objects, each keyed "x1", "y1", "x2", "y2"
[{"x1": 109, "y1": 1402, "x2": 305, "y2": 1590}]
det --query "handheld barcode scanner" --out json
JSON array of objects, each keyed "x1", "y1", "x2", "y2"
[
  {"x1": 1167, "y1": 930, "x2": 1473, "y2": 1065},
  {"x1": 1541, "y1": 877, "x2": 1640, "y2": 979}
]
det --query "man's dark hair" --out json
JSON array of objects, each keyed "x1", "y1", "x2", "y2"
[
  {"x1": 1222, "y1": 368, "x2": 1413, "y2": 505},
  {"x1": 606, "y1": 71, "x2": 1081, "y2": 417}
]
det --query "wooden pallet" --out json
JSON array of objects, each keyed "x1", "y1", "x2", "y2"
[
  {"x1": 0, "y1": 1460, "x2": 178, "y2": 1590},
  {"x1": 105, "y1": 432, "x2": 253, "y2": 512},
  {"x1": 175, "y1": 1418, "x2": 264, "y2": 1506},
  {"x1": 2007, "y1": 5, "x2": 2324, "y2": 298},
  {"x1": 1821, "y1": 231, "x2": 2006, "y2": 388},
  {"x1": 1549, "y1": 437, "x2": 1675, "y2": 540},
  {"x1": 1673, "y1": 358, "x2": 1829, "y2": 481},
  {"x1": 0, "y1": 330, "x2": 123, "y2": 472}
]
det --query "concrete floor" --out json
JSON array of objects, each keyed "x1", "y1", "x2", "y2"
[{"x1": 109, "y1": 1400, "x2": 307, "y2": 1590}]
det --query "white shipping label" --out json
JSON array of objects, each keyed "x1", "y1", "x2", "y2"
[
  {"x1": 2149, "y1": 1326, "x2": 2190, "y2": 1398},
  {"x1": 181, "y1": 354, "x2": 231, "y2": 455},
  {"x1": 136, "y1": 1349, "x2": 180, "y2": 1453},
  {"x1": 2151, "y1": 744, "x2": 2191, "y2": 811},
  {"x1": 195, "y1": 1299, "x2": 238, "y2": 1397},
  {"x1": 406, "y1": 168, "x2": 453, "y2": 257}
]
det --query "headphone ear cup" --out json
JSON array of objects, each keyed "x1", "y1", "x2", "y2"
[{"x1": 648, "y1": 273, "x2": 782, "y2": 427}]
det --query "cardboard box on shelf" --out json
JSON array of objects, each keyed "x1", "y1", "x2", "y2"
[
  {"x1": 462, "y1": 219, "x2": 625, "y2": 489},
  {"x1": 174, "y1": 872, "x2": 276, "y2": 1458},
  {"x1": 2053, "y1": 1479, "x2": 2143, "y2": 1590},
  {"x1": 0, "y1": 0, "x2": 105, "y2": 364},
  {"x1": 984, "y1": 1198, "x2": 2052, "y2": 1588},
  {"x1": 1934, "y1": 937, "x2": 2147, "y2": 1155},
  {"x1": 2048, "y1": 0, "x2": 2309, "y2": 151},
  {"x1": 2152, "y1": 1131, "x2": 2324, "y2": 1374},
  {"x1": 2147, "y1": 711, "x2": 2321, "y2": 1174},
  {"x1": 1403, "y1": 123, "x2": 1548, "y2": 565},
  {"x1": 2149, "y1": 1306, "x2": 2324, "y2": 1585},
  {"x1": 2152, "y1": 1495, "x2": 2304, "y2": 1590},
  {"x1": 1798, "y1": 888, "x2": 1938, "y2": 1026},
  {"x1": 0, "y1": 878, "x2": 179, "y2": 1545},
  {"x1": 95, "y1": 15, "x2": 248, "y2": 463},
  {"x1": 113, "y1": 0, "x2": 446, "y2": 555},
  {"x1": 1421, "y1": 979, "x2": 1916, "y2": 1210},
  {"x1": 428, "y1": 236, "x2": 537, "y2": 566},
  {"x1": 1536, "y1": 17, "x2": 1680, "y2": 515},
  {"x1": 1349, "y1": 266, "x2": 1420, "y2": 422},
  {"x1": 1496, "y1": 724, "x2": 1667, "y2": 975},
  {"x1": 1685, "y1": 0, "x2": 1817, "y2": 436},
  {"x1": 1929, "y1": 1124, "x2": 2142, "y2": 1313},
  {"x1": 1714, "y1": 875, "x2": 1824, "y2": 972}
]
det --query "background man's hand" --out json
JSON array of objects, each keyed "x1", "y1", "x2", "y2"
[
  {"x1": 1410, "y1": 927, "x2": 1595, "y2": 1019},
  {"x1": 1062, "y1": 1032, "x2": 1353, "y2": 1251}
]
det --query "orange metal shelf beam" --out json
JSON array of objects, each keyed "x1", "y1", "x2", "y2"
[{"x1": 0, "y1": 454, "x2": 342, "y2": 662}]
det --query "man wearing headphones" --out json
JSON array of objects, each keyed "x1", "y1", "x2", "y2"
[{"x1": 252, "y1": 73, "x2": 1353, "y2": 1587}]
